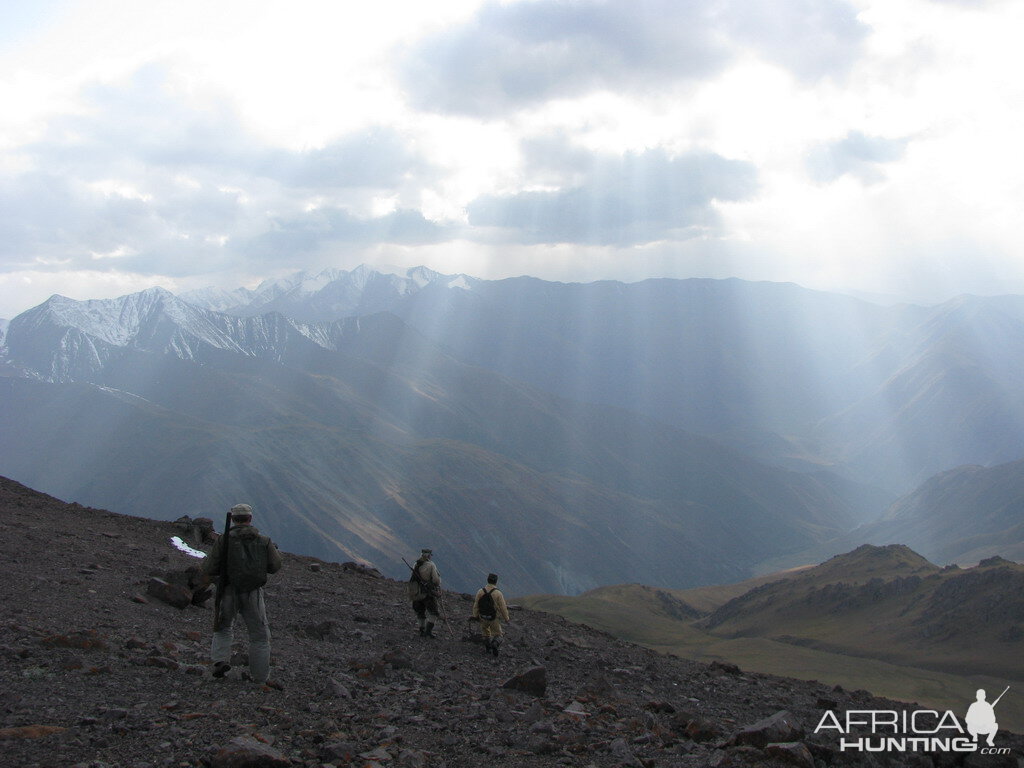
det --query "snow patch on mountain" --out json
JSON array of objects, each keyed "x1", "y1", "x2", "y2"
[
  {"x1": 5, "y1": 265, "x2": 482, "y2": 381},
  {"x1": 178, "y1": 285, "x2": 256, "y2": 313},
  {"x1": 0, "y1": 318, "x2": 8, "y2": 349},
  {"x1": 26, "y1": 288, "x2": 178, "y2": 347},
  {"x1": 4, "y1": 287, "x2": 288, "y2": 381},
  {"x1": 298, "y1": 268, "x2": 349, "y2": 294},
  {"x1": 180, "y1": 265, "x2": 469, "y2": 320},
  {"x1": 447, "y1": 275, "x2": 473, "y2": 291}
]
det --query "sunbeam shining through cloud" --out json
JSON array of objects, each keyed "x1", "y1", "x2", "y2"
[{"x1": 1, "y1": 0, "x2": 1023, "y2": 317}]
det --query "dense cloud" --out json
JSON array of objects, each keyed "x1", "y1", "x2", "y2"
[
  {"x1": 2, "y1": 60, "x2": 766, "y2": 276},
  {"x1": 715, "y1": 0, "x2": 867, "y2": 83},
  {"x1": 6, "y1": 0, "x2": 1016, "y2": 314},
  {"x1": 467, "y1": 146, "x2": 758, "y2": 245},
  {"x1": 806, "y1": 131, "x2": 909, "y2": 184},
  {"x1": 1, "y1": 68, "x2": 437, "y2": 279},
  {"x1": 241, "y1": 208, "x2": 456, "y2": 265},
  {"x1": 401, "y1": 0, "x2": 867, "y2": 116},
  {"x1": 30, "y1": 69, "x2": 426, "y2": 191}
]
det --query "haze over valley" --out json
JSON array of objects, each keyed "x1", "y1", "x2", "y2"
[{"x1": 2, "y1": 266, "x2": 1023, "y2": 594}]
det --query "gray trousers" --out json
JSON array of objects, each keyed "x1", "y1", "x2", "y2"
[{"x1": 211, "y1": 586, "x2": 271, "y2": 683}]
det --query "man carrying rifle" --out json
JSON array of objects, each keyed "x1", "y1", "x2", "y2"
[
  {"x1": 407, "y1": 548, "x2": 441, "y2": 637},
  {"x1": 201, "y1": 504, "x2": 283, "y2": 686}
]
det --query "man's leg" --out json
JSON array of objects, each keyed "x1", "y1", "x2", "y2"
[
  {"x1": 413, "y1": 600, "x2": 427, "y2": 635},
  {"x1": 423, "y1": 596, "x2": 438, "y2": 637},
  {"x1": 480, "y1": 619, "x2": 502, "y2": 655},
  {"x1": 211, "y1": 589, "x2": 237, "y2": 677},
  {"x1": 238, "y1": 589, "x2": 271, "y2": 684}
]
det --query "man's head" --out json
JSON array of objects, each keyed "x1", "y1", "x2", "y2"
[
  {"x1": 487, "y1": 573, "x2": 498, "y2": 585},
  {"x1": 420, "y1": 548, "x2": 433, "y2": 559},
  {"x1": 977, "y1": 689, "x2": 987, "y2": 701},
  {"x1": 230, "y1": 503, "x2": 253, "y2": 524}
]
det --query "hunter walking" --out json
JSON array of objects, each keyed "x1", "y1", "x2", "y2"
[
  {"x1": 202, "y1": 503, "x2": 283, "y2": 685},
  {"x1": 408, "y1": 548, "x2": 441, "y2": 637},
  {"x1": 472, "y1": 573, "x2": 510, "y2": 656}
]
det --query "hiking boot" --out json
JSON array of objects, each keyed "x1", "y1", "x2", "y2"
[
  {"x1": 424, "y1": 622, "x2": 435, "y2": 638},
  {"x1": 212, "y1": 661, "x2": 231, "y2": 678},
  {"x1": 483, "y1": 638, "x2": 492, "y2": 653},
  {"x1": 491, "y1": 644, "x2": 499, "y2": 657}
]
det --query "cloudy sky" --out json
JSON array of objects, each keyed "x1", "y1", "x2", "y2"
[{"x1": 1, "y1": 0, "x2": 1022, "y2": 318}]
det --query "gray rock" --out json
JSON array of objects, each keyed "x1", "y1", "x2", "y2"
[
  {"x1": 730, "y1": 710, "x2": 805, "y2": 749},
  {"x1": 320, "y1": 741, "x2": 361, "y2": 762},
  {"x1": 501, "y1": 666, "x2": 547, "y2": 696},
  {"x1": 145, "y1": 578, "x2": 192, "y2": 610},
  {"x1": 765, "y1": 741, "x2": 815, "y2": 768},
  {"x1": 211, "y1": 736, "x2": 289, "y2": 767},
  {"x1": 398, "y1": 749, "x2": 427, "y2": 767},
  {"x1": 328, "y1": 679, "x2": 352, "y2": 699},
  {"x1": 608, "y1": 737, "x2": 643, "y2": 767}
]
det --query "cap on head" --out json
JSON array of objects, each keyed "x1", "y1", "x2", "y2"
[
  {"x1": 230, "y1": 503, "x2": 253, "y2": 520},
  {"x1": 421, "y1": 548, "x2": 432, "y2": 555},
  {"x1": 487, "y1": 573, "x2": 498, "y2": 584}
]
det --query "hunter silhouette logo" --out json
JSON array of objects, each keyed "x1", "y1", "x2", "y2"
[
  {"x1": 966, "y1": 687, "x2": 1008, "y2": 748},
  {"x1": 814, "y1": 687, "x2": 1011, "y2": 755}
]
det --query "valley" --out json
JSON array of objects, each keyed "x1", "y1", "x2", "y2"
[{"x1": 520, "y1": 544, "x2": 1024, "y2": 731}]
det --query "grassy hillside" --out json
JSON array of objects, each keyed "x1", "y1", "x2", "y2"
[{"x1": 518, "y1": 545, "x2": 1024, "y2": 731}]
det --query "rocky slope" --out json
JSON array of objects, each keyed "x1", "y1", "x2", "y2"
[{"x1": 1, "y1": 476, "x2": 1019, "y2": 768}]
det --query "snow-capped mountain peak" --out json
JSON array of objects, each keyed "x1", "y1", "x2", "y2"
[
  {"x1": 180, "y1": 264, "x2": 471, "y2": 321},
  {"x1": 20, "y1": 287, "x2": 181, "y2": 348},
  {"x1": 5, "y1": 287, "x2": 276, "y2": 381}
]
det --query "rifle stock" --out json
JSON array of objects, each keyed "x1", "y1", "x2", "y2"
[{"x1": 212, "y1": 512, "x2": 231, "y2": 631}]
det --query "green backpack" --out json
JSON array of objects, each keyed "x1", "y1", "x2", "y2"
[{"x1": 226, "y1": 531, "x2": 269, "y2": 592}]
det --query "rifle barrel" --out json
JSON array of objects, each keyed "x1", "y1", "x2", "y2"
[{"x1": 212, "y1": 512, "x2": 231, "y2": 631}]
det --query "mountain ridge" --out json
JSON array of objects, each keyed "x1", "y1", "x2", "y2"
[
  {"x1": 176, "y1": 265, "x2": 1024, "y2": 493},
  {"x1": 0, "y1": 293, "x2": 870, "y2": 594},
  {"x1": 519, "y1": 543, "x2": 1024, "y2": 731},
  {"x1": 6, "y1": 268, "x2": 1024, "y2": 591}
]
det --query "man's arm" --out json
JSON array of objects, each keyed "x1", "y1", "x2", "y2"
[
  {"x1": 201, "y1": 540, "x2": 222, "y2": 576},
  {"x1": 266, "y1": 540, "x2": 283, "y2": 574},
  {"x1": 496, "y1": 590, "x2": 511, "y2": 621}
]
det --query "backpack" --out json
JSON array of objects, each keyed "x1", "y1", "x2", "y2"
[
  {"x1": 478, "y1": 587, "x2": 497, "y2": 620},
  {"x1": 408, "y1": 560, "x2": 431, "y2": 599},
  {"x1": 226, "y1": 531, "x2": 269, "y2": 592}
]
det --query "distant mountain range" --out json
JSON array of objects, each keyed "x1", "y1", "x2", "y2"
[
  {"x1": 2, "y1": 266, "x2": 1024, "y2": 590},
  {"x1": 180, "y1": 266, "x2": 1024, "y2": 493},
  {"x1": 781, "y1": 459, "x2": 1024, "y2": 569},
  {"x1": 0, "y1": 280, "x2": 876, "y2": 594}
]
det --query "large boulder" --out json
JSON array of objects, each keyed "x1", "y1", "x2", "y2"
[
  {"x1": 211, "y1": 736, "x2": 289, "y2": 767},
  {"x1": 502, "y1": 666, "x2": 547, "y2": 697},
  {"x1": 730, "y1": 710, "x2": 805, "y2": 749},
  {"x1": 146, "y1": 577, "x2": 192, "y2": 609}
]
